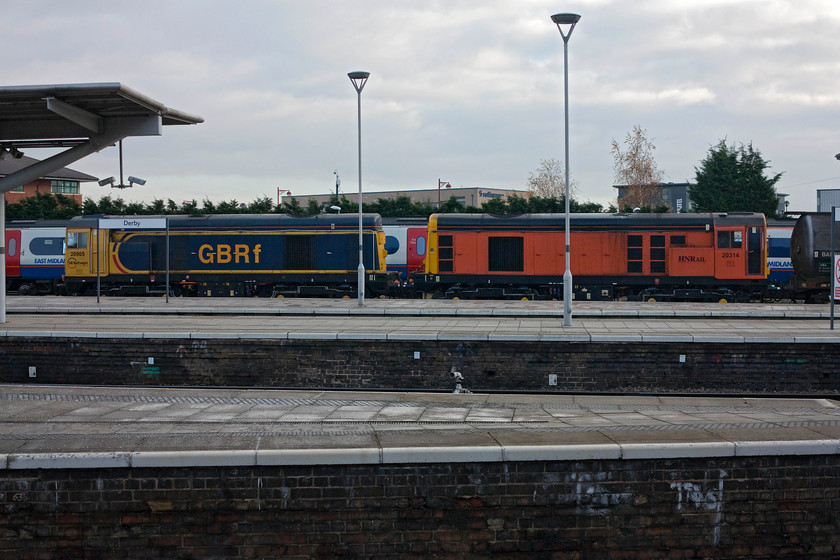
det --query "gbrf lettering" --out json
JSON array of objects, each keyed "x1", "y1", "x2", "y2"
[{"x1": 198, "y1": 244, "x2": 261, "y2": 264}]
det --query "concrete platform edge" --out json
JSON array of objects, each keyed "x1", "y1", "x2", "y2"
[
  {"x1": 3, "y1": 332, "x2": 836, "y2": 344},
  {"x1": 4, "y1": 439, "x2": 840, "y2": 470}
]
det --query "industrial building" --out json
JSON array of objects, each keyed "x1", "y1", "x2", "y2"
[{"x1": 281, "y1": 183, "x2": 529, "y2": 210}]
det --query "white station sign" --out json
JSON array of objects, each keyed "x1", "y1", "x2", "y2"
[{"x1": 98, "y1": 218, "x2": 167, "y2": 229}]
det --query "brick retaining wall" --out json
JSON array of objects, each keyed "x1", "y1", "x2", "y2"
[
  {"x1": 2, "y1": 337, "x2": 838, "y2": 394},
  {"x1": 2, "y1": 455, "x2": 839, "y2": 559}
]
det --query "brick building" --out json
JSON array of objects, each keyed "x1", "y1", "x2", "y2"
[{"x1": 1, "y1": 155, "x2": 97, "y2": 205}]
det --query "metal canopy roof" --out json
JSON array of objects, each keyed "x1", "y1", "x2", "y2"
[
  {"x1": 0, "y1": 82, "x2": 203, "y2": 323},
  {"x1": 0, "y1": 82, "x2": 203, "y2": 194},
  {"x1": 0, "y1": 82, "x2": 203, "y2": 146}
]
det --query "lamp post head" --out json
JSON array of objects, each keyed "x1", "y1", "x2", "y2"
[
  {"x1": 348, "y1": 71, "x2": 370, "y2": 93},
  {"x1": 551, "y1": 13, "x2": 581, "y2": 42}
]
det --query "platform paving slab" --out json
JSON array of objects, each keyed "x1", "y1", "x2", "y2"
[{"x1": 2, "y1": 385, "x2": 840, "y2": 468}]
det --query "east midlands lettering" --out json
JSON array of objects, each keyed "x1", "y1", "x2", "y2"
[{"x1": 198, "y1": 244, "x2": 262, "y2": 264}]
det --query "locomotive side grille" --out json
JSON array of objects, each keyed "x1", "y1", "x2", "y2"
[
  {"x1": 627, "y1": 235, "x2": 643, "y2": 274},
  {"x1": 488, "y1": 236, "x2": 524, "y2": 272},
  {"x1": 284, "y1": 235, "x2": 316, "y2": 270},
  {"x1": 439, "y1": 235, "x2": 454, "y2": 272},
  {"x1": 650, "y1": 235, "x2": 666, "y2": 274}
]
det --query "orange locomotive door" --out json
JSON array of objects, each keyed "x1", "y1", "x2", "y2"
[{"x1": 714, "y1": 228, "x2": 746, "y2": 279}]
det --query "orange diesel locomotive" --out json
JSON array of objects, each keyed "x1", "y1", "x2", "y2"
[{"x1": 415, "y1": 212, "x2": 767, "y2": 301}]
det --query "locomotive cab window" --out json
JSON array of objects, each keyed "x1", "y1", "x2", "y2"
[
  {"x1": 67, "y1": 232, "x2": 87, "y2": 249},
  {"x1": 717, "y1": 231, "x2": 742, "y2": 249}
]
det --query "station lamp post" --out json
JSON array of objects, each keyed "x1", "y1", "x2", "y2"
[
  {"x1": 348, "y1": 71, "x2": 370, "y2": 307},
  {"x1": 551, "y1": 12, "x2": 580, "y2": 326}
]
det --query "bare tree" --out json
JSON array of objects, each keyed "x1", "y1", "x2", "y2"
[
  {"x1": 526, "y1": 158, "x2": 578, "y2": 199},
  {"x1": 610, "y1": 125, "x2": 665, "y2": 209}
]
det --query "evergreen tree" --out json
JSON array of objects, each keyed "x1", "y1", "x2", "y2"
[
  {"x1": 692, "y1": 140, "x2": 782, "y2": 217},
  {"x1": 216, "y1": 200, "x2": 242, "y2": 213},
  {"x1": 280, "y1": 198, "x2": 305, "y2": 215},
  {"x1": 507, "y1": 194, "x2": 529, "y2": 214},
  {"x1": 82, "y1": 197, "x2": 100, "y2": 215},
  {"x1": 200, "y1": 198, "x2": 217, "y2": 214},
  {"x1": 247, "y1": 196, "x2": 274, "y2": 213},
  {"x1": 439, "y1": 196, "x2": 465, "y2": 213},
  {"x1": 306, "y1": 199, "x2": 322, "y2": 215},
  {"x1": 480, "y1": 198, "x2": 507, "y2": 214},
  {"x1": 6, "y1": 192, "x2": 82, "y2": 220},
  {"x1": 148, "y1": 199, "x2": 166, "y2": 215},
  {"x1": 124, "y1": 201, "x2": 147, "y2": 215},
  {"x1": 527, "y1": 196, "x2": 564, "y2": 213}
]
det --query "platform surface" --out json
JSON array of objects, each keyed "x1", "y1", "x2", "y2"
[
  {"x1": 3, "y1": 296, "x2": 840, "y2": 342},
  {"x1": 1, "y1": 384, "x2": 839, "y2": 469},
  {"x1": 4, "y1": 298, "x2": 840, "y2": 467}
]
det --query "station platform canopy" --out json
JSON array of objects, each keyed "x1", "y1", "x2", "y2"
[
  {"x1": 0, "y1": 82, "x2": 203, "y2": 323},
  {"x1": 0, "y1": 82, "x2": 203, "y2": 193}
]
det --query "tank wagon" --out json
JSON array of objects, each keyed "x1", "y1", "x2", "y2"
[
  {"x1": 62, "y1": 213, "x2": 394, "y2": 297},
  {"x1": 789, "y1": 212, "x2": 840, "y2": 302},
  {"x1": 415, "y1": 212, "x2": 768, "y2": 301}
]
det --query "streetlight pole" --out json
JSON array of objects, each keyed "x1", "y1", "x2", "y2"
[
  {"x1": 348, "y1": 71, "x2": 370, "y2": 307},
  {"x1": 551, "y1": 12, "x2": 580, "y2": 327}
]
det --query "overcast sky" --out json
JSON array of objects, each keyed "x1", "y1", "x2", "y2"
[{"x1": 4, "y1": 0, "x2": 840, "y2": 211}]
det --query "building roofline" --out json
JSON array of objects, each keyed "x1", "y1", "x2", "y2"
[{"x1": 0, "y1": 155, "x2": 97, "y2": 182}]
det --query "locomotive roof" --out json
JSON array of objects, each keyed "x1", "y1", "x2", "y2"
[
  {"x1": 432, "y1": 212, "x2": 766, "y2": 229},
  {"x1": 7, "y1": 218, "x2": 75, "y2": 228},
  {"x1": 68, "y1": 213, "x2": 384, "y2": 230}
]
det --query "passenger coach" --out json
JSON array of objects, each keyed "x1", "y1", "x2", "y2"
[
  {"x1": 4, "y1": 219, "x2": 67, "y2": 295},
  {"x1": 63, "y1": 213, "x2": 392, "y2": 297},
  {"x1": 415, "y1": 212, "x2": 767, "y2": 301}
]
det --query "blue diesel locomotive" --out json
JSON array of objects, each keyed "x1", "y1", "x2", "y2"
[{"x1": 61, "y1": 213, "x2": 395, "y2": 297}]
